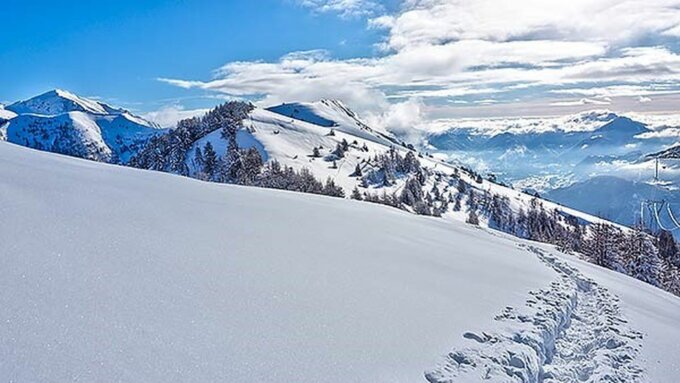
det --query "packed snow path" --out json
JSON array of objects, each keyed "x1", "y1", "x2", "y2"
[{"x1": 426, "y1": 245, "x2": 644, "y2": 383}]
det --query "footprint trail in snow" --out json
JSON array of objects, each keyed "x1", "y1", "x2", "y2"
[{"x1": 425, "y1": 245, "x2": 644, "y2": 383}]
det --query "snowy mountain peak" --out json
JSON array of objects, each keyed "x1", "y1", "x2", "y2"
[
  {"x1": 2, "y1": 89, "x2": 161, "y2": 163},
  {"x1": 6, "y1": 89, "x2": 125, "y2": 116},
  {"x1": 267, "y1": 100, "x2": 398, "y2": 146},
  {"x1": 594, "y1": 116, "x2": 649, "y2": 135},
  {"x1": 318, "y1": 98, "x2": 357, "y2": 117},
  {"x1": 568, "y1": 110, "x2": 619, "y2": 124}
]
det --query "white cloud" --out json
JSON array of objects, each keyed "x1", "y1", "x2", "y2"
[
  {"x1": 378, "y1": 0, "x2": 680, "y2": 50},
  {"x1": 143, "y1": 105, "x2": 210, "y2": 128},
  {"x1": 364, "y1": 98, "x2": 426, "y2": 137},
  {"x1": 297, "y1": 0, "x2": 381, "y2": 17},
  {"x1": 637, "y1": 128, "x2": 680, "y2": 139},
  {"x1": 160, "y1": 0, "x2": 680, "y2": 124},
  {"x1": 550, "y1": 98, "x2": 612, "y2": 107}
]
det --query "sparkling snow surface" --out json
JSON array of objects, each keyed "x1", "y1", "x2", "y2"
[{"x1": 0, "y1": 142, "x2": 678, "y2": 382}]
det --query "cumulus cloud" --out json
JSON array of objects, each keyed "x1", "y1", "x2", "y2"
[
  {"x1": 364, "y1": 98, "x2": 426, "y2": 138},
  {"x1": 160, "y1": 0, "x2": 680, "y2": 128},
  {"x1": 377, "y1": 0, "x2": 680, "y2": 49},
  {"x1": 143, "y1": 105, "x2": 210, "y2": 128}
]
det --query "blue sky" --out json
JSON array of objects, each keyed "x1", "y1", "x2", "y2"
[
  {"x1": 2, "y1": 0, "x2": 680, "y2": 128},
  {"x1": 1, "y1": 1, "x2": 380, "y2": 107}
]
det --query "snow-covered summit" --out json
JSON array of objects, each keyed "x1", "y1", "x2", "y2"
[
  {"x1": 267, "y1": 99, "x2": 398, "y2": 146},
  {"x1": 1, "y1": 89, "x2": 162, "y2": 163},
  {"x1": 6, "y1": 89, "x2": 127, "y2": 116}
]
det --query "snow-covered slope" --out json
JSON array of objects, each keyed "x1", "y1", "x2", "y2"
[
  {"x1": 0, "y1": 105, "x2": 17, "y2": 121},
  {"x1": 1, "y1": 141, "x2": 679, "y2": 382},
  {"x1": 173, "y1": 106, "x2": 618, "y2": 232},
  {"x1": 267, "y1": 99, "x2": 399, "y2": 146},
  {"x1": 1, "y1": 90, "x2": 162, "y2": 163},
  {"x1": 186, "y1": 107, "x2": 397, "y2": 191}
]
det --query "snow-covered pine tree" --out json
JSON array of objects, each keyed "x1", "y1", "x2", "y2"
[
  {"x1": 312, "y1": 146, "x2": 321, "y2": 158},
  {"x1": 400, "y1": 177, "x2": 424, "y2": 208},
  {"x1": 401, "y1": 151, "x2": 421, "y2": 174},
  {"x1": 515, "y1": 208, "x2": 528, "y2": 238},
  {"x1": 166, "y1": 128, "x2": 191, "y2": 175},
  {"x1": 622, "y1": 227, "x2": 662, "y2": 286},
  {"x1": 220, "y1": 137, "x2": 242, "y2": 183},
  {"x1": 192, "y1": 146, "x2": 208, "y2": 180},
  {"x1": 193, "y1": 146, "x2": 204, "y2": 171},
  {"x1": 556, "y1": 215, "x2": 583, "y2": 254},
  {"x1": 660, "y1": 259, "x2": 680, "y2": 295},
  {"x1": 202, "y1": 142, "x2": 219, "y2": 181},
  {"x1": 657, "y1": 230, "x2": 679, "y2": 267},
  {"x1": 583, "y1": 223, "x2": 624, "y2": 271},
  {"x1": 238, "y1": 147, "x2": 264, "y2": 185},
  {"x1": 453, "y1": 193, "x2": 462, "y2": 212},
  {"x1": 466, "y1": 188, "x2": 476, "y2": 211},
  {"x1": 332, "y1": 143, "x2": 346, "y2": 159},
  {"x1": 457, "y1": 179, "x2": 467, "y2": 194},
  {"x1": 352, "y1": 164, "x2": 362, "y2": 177},
  {"x1": 322, "y1": 178, "x2": 345, "y2": 198},
  {"x1": 350, "y1": 186, "x2": 363, "y2": 200},
  {"x1": 466, "y1": 210, "x2": 479, "y2": 225}
]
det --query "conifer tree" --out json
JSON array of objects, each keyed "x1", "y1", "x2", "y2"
[
  {"x1": 622, "y1": 227, "x2": 662, "y2": 286},
  {"x1": 312, "y1": 146, "x2": 321, "y2": 158},
  {"x1": 583, "y1": 223, "x2": 623, "y2": 271},
  {"x1": 350, "y1": 186, "x2": 363, "y2": 200},
  {"x1": 193, "y1": 146, "x2": 204, "y2": 171},
  {"x1": 202, "y1": 142, "x2": 218, "y2": 181},
  {"x1": 467, "y1": 210, "x2": 479, "y2": 225},
  {"x1": 353, "y1": 164, "x2": 362, "y2": 177},
  {"x1": 657, "y1": 230, "x2": 679, "y2": 266}
]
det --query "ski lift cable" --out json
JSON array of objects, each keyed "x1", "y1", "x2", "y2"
[
  {"x1": 666, "y1": 203, "x2": 680, "y2": 230},
  {"x1": 653, "y1": 202, "x2": 680, "y2": 231},
  {"x1": 652, "y1": 203, "x2": 669, "y2": 231}
]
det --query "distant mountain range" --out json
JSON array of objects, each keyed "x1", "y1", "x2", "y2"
[{"x1": 423, "y1": 110, "x2": 680, "y2": 231}]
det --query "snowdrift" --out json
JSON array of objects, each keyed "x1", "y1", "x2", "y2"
[{"x1": 1, "y1": 142, "x2": 679, "y2": 382}]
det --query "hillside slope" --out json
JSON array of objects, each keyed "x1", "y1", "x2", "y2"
[
  {"x1": 144, "y1": 105, "x2": 617, "y2": 231},
  {"x1": 1, "y1": 142, "x2": 679, "y2": 382}
]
